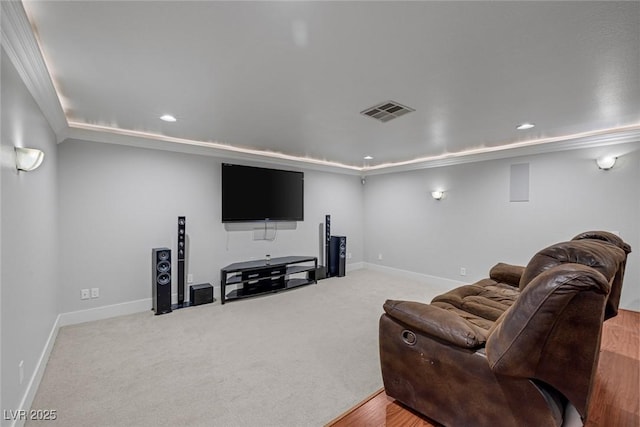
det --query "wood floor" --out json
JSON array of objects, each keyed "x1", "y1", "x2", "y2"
[{"x1": 327, "y1": 309, "x2": 639, "y2": 427}]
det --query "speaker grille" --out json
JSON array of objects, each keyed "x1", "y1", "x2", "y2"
[
  {"x1": 157, "y1": 273, "x2": 171, "y2": 286},
  {"x1": 156, "y1": 260, "x2": 170, "y2": 273}
]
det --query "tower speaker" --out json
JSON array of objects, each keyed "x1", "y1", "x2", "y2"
[
  {"x1": 177, "y1": 216, "x2": 186, "y2": 306},
  {"x1": 325, "y1": 214, "x2": 331, "y2": 276},
  {"x1": 329, "y1": 235, "x2": 346, "y2": 277},
  {"x1": 152, "y1": 248, "x2": 172, "y2": 314}
]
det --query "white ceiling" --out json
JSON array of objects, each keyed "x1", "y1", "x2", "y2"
[{"x1": 16, "y1": 1, "x2": 640, "y2": 171}]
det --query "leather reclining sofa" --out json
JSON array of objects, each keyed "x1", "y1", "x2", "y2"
[{"x1": 379, "y1": 231, "x2": 631, "y2": 427}]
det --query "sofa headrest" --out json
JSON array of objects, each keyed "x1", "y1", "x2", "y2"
[
  {"x1": 486, "y1": 263, "x2": 609, "y2": 378},
  {"x1": 519, "y1": 240, "x2": 626, "y2": 291},
  {"x1": 572, "y1": 230, "x2": 632, "y2": 254},
  {"x1": 571, "y1": 231, "x2": 631, "y2": 319}
]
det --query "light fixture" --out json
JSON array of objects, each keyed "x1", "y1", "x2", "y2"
[
  {"x1": 596, "y1": 156, "x2": 616, "y2": 170},
  {"x1": 160, "y1": 114, "x2": 177, "y2": 122},
  {"x1": 364, "y1": 155, "x2": 373, "y2": 160},
  {"x1": 15, "y1": 147, "x2": 45, "y2": 172},
  {"x1": 431, "y1": 190, "x2": 444, "y2": 200},
  {"x1": 516, "y1": 123, "x2": 535, "y2": 130}
]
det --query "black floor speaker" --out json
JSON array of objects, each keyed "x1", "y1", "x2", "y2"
[
  {"x1": 152, "y1": 248, "x2": 172, "y2": 314},
  {"x1": 177, "y1": 216, "x2": 186, "y2": 306},
  {"x1": 329, "y1": 235, "x2": 346, "y2": 277},
  {"x1": 325, "y1": 214, "x2": 331, "y2": 276}
]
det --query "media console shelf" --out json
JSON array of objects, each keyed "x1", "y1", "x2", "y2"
[{"x1": 220, "y1": 256, "x2": 318, "y2": 304}]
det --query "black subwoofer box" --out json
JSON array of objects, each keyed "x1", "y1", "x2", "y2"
[{"x1": 190, "y1": 283, "x2": 214, "y2": 306}]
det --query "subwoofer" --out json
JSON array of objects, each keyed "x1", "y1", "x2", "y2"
[
  {"x1": 177, "y1": 216, "x2": 186, "y2": 306},
  {"x1": 329, "y1": 235, "x2": 346, "y2": 277},
  {"x1": 152, "y1": 248, "x2": 172, "y2": 314},
  {"x1": 190, "y1": 283, "x2": 214, "y2": 306}
]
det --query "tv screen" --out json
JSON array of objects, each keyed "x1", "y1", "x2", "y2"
[{"x1": 221, "y1": 163, "x2": 304, "y2": 222}]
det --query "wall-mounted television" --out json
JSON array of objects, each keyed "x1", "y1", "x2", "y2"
[{"x1": 221, "y1": 163, "x2": 304, "y2": 223}]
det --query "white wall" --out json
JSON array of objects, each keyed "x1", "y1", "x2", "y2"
[
  {"x1": 58, "y1": 139, "x2": 364, "y2": 313},
  {"x1": 1, "y1": 49, "x2": 59, "y2": 423},
  {"x1": 363, "y1": 143, "x2": 640, "y2": 310},
  {"x1": 54, "y1": 136, "x2": 640, "y2": 315}
]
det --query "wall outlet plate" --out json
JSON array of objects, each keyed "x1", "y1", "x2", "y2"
[
  {"x1": 91, "y1": 288, "x2": 99, "y2": 298},
  {"x1": 80, "y1": 289, "x2": 90, "y2": 300}
]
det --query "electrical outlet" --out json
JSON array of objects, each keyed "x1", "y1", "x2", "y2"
[
  {"x1": 91, "y1": 288, "x2": 99, "y2": 298},
  {"x1": 187, "y1": 274, "x2": 194, "y2": 284},
  {"x1": 347, "y1": 252, "x2": 352, "y2": 259},
  {"x1": 460, "y1": 267, "x2": 467, "y2": 276},
  {"x1": 80, "y1": 289, "x2": 90, "y2": 300},
  {"x1": 19, "y1": 360, "x2": 24, "y2": 385},
  {"x1": 378, "y1": 253, "x2": 383, "y2": 260}
]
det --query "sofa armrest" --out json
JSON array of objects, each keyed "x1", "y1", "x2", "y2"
[
  {"x1": 489, "y1": 262, "x2": 525, "y2": 287},
  {"x1": 383, "y1": 300, "x2": 485, "y2": 348}
]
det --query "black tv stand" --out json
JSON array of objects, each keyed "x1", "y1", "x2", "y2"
[{"x1": 220, "y1": 256, "x2": 318, "y2": 304}]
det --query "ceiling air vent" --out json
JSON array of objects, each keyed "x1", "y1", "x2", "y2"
[{"x1": 360, "y1": 100, "x2": 415, "y2": 123}]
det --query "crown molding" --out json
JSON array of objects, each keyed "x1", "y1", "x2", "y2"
[
  {"x1": 65, "y1": 123, "x2": 364, "y2": 175},
  {"x1": 1, "y1": 0, "x2": 67, "y2": 138},
  {"x1": 362, "y1": 124, "x2": 640, "y2": 175},
  {"x1": 65, "y1": 121, "x2": 640, "y2": 176}
]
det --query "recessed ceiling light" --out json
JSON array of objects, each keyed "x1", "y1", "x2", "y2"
[
  {"x1": 160, "y1": 114, "x2": 177, "y2": 122},
  {"x1": 516, "y1": 122, "x2": 535, "y2": 130},
  {"x1": 364, "y1": 155, "x2": 374, "y2": 160}
]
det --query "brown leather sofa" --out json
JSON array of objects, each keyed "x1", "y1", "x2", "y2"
[{"x1": 379, "y1": 231, "x2": 631, "y2": 427}]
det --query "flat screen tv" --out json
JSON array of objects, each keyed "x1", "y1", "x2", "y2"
[{"x1": 221, "y1": 163, "x2": 304, "y2": 222}]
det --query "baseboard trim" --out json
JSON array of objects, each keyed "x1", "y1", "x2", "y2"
[
  {"x1": 363, "y1": 262, "x2": 463, "y2": 293},
  {"x1": 58, "y1": 298, "x2": 152, "y2": 327},
  {"x1": 12, "y1": 297, "x2": 166, "y2": 426},
  {"x1": 11, "y1": 315, "x2": 61, "y2": 427},
  {"x1": 346, "y1": 261, "x2": 364, "y2": 272}
]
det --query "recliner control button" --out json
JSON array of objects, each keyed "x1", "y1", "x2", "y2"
[{"x1": 402, "y1": 330, "x2": 417, "y2": 345}]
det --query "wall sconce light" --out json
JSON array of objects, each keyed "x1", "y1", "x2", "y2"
[
  {"x1": 15, "y1": 147, "x2": 45, "y2": 172},
  {"x1": 431, "y1": 190, "x2": 445, "y2": 200},
  {"x1": 596, "y1": 156, "x2": 616, "y2": 170}
]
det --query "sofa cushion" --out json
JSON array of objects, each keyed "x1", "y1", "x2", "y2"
[
  {"x1": 431, "y1": 279, "x2": 520, "y2": 322},
  {"x1": 489, "y1": 262, "x2": 525, "y2": 287},
  {"x1": 430, "y1": 301, "x2": 494, "y2": 338},
  {"x1": 383, "y1": 300, "x2": 487, "y2": 347},
  {"x1": 519, "y1": 240, "x2": 625, "y2": 291}
]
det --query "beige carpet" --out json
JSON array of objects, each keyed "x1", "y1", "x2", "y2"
[{"x1": 27, "y1": 269, "x2": 443, "y2": 427}]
